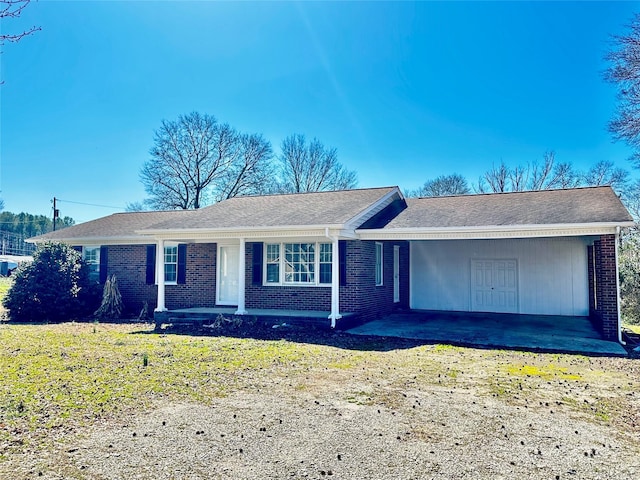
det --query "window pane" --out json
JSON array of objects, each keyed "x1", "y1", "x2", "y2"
[
  {"x1": 284, "y1": 243, "x2": 315, "y2": 283},
  {"x1": 164, "y1": 245, "x2": 178, "y2": 283},
  {"x1": 375, "y1": 243, "x2": 383, "y2": 286},
  {"x1": 266, "y1": 263, "x2": 279, "y2": 283},
  {"x1": 319, "y1": 263, "x2": 332, "y2": 284},
  {"x1": 83, "y1": 247, "x2": 100, "y2": 281},
  {"x1": 165, "y1": 263, "x2": 177, "y2": 283}
]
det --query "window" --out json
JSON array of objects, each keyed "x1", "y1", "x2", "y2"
[
  {"x1": 375, "y1": 242, "x2": 383, "y2": 286},
  {"x1": 164, "y1": 244, "x2": 178, "y2": 283},
  {"x1": 265, "y1": 244, "x2": 280, "y2": 283},
  {"x1": 285, "y1": 243, "x2": 315, "y2": 283},
  {"x1": 264, "y1": 242, "x2": 332, "y2": 285},
  {"x1": 319, "y1": 243, "x2": 332, "y2": 284},
  {"x1": 83, "y1": 246, "x2": 100, "y2": 282}
]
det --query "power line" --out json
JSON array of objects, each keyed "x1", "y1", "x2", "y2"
[{"x1": 56, "y1": 199, "x2": 125, "y2": 210}]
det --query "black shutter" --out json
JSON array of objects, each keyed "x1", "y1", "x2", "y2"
[
  {"x1": 177, "y1": 244, "x2": 187, "y2": 284},
  {"x1": 146, "y1": 245, "x2": 156, "y2": 285},
  {"x1": 73, "y1": 246, "x2": 83, "y2": 253},
  {"x1": 99, "y1": 246, "x2": 108, "y2": 284},
  {"x1": 252, "y1": 243, "x2": 263, "y2": 285},
  {"x1": 339, "y1": 240, "x2": 347, "y2": 286}
]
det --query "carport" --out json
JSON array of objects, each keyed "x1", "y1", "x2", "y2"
[
  {"x1": 357, "y1": 187, "x2": 635, "y2": 345},
  {"x1": 346, "y1": 310, "x2": 628, "y2": 355}
]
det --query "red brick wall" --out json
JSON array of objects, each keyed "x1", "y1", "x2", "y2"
[
  {"x1": 104, "y1": 240, "x2": 409, "y2": 322},
  {"x1": 244, "y1": 240, "x2": 410, "y2": 321},
  {"x1": 165, "y1": 243, "x2": 217, "y2": 309},
  {"x1": 105, "y1": 245, "x2": 157, "y2": 315},
  {"x1": 104, "y1": 243, "x2": 218, "y2": 314},
  {"x1": 590, "y1": 235, "x2": 619, "y2": 341}
]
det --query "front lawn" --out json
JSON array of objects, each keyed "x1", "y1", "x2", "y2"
[{"x1": 0, "y1": 322, "x2": 638, "y2": 478}]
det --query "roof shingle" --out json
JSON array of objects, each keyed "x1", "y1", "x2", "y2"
[{"x1": 377, "y1": 186, "x2": 633, "y2": 230}]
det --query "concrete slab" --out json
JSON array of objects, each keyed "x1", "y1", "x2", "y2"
[{"x1": 346, "y1": 311, "x2": 628, "y2": 356}]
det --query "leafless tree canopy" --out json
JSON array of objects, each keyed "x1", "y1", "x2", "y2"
[
  {"x1": 473, "y1": 152, "x2": 626, "y2": 194},
  {"x1": 140, "y1": 112, "x2": 273, "y2": 210},
  {"x1": 605, "y1": 13, "x2": 640, "y2": 163},
  {"x1": 405, "y1": 174, "x2": 470, "y2": 197},
  {"x1": 278, "y1": 134, "x2": 357, "y2": 193},
  {"x1": 1, "y1": 0, "x2": 40, "y2": 46}
]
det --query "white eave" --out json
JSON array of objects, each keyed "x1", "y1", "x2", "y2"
[
  {"x1": 27, "y1": 236, "x2": 155, "y2": 246},
  {"x1": 356, "y1": 221, "x2": 636, "y2": 240},
  {"x1": 136, "y1": 224, "x2": 358, "y2": 241}
]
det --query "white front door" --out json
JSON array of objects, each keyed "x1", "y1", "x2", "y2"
[
  {"x1": 218, "y1": 245, "x2": 239, "y2": 305},
  {"x1": 471, "y1": 259, "x2": 518, "y2": 313},
  {"x1": 393, "y1": 245, "x2": 400, "y2": 303}
]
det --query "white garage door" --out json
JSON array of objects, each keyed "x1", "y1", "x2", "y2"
[
  {"x1": 471, "y1": 259, "x2": 518, "y2": 313},
  {"x1": 409, "y1": 238, "x2": 589, "y2": 316}
]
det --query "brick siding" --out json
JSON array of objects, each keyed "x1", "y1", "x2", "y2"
[
  {"x1": 105, "y1": 245, "x2": 157, "y2": 315},
  {"x1": 245, "y1": 240, "x2": 409, "y2": 323},
  {"x1": 589, "y1": 235, "x2": 620, "y2": 341},
  {"x1": 103, "y1": 243, "x2": 217, "y2": 314}
]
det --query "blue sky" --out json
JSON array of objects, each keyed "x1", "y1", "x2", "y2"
[{"x1": 1, "y1": 1, "x2": 638, "y2": 223}]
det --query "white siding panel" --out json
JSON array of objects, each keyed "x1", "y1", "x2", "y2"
[{"x1": 410, "y1": 238, "x2": 590, "y2": 316}]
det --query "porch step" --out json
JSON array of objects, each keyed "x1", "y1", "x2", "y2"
[{"x1": 153, "y1": 309, "x2": 355, "y2": 330}]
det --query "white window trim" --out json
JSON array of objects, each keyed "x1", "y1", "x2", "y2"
[
  {"x1": 163, "y1": 242, "x2": 179, "y2": 285},
  {"x1": 375, "y1": 242, "x2": 384, "y2": 286},
  {"x1": 263, "y1": 241, "x2": 333, "y2": 286}
]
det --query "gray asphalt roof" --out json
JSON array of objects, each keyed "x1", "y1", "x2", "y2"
[
  {"x1": 30, "y1": 186, "x2": 633, "y2": 243},
  {"x1": 30, "y1": 210, "x2": 188, "y2": 242},
  {"x1": 376, "y1": 186, "x2": 633, "y2": 229},
  {"x1": 142, "y1": 187, "x2": 398, "y2": 231},
  {"x1": 30, "y1": 187, "x2": 398, "y2": 241}
]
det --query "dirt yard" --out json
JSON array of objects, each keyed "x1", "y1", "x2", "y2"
[{"x1": 1, "y1": 322, "x2": 639, "y2": 479}]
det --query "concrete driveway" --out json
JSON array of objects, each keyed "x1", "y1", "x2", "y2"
[{"x1": 346, "y1": 310, "x2": 628, "y2": 356}]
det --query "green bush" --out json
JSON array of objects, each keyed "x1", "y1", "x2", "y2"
[
  {"x1": 2, "y1": 242, "x2": 101, "y2": 322},
  {"x1": 619, "y1": 231, "x2": 640, "y2": 325}
]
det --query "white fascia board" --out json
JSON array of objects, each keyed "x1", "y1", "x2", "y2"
[
  {"x1": 343, "y1": 187, "x2": 402, "y2": 231},
  {"x1": 356, "y1": 221, "x2": 635, "y2": 240},
  {"x1": 138, "y1": 225, "x2": 352, "y2": 241},
  {"x1": 27, "y1": 236, "x2": 154, "y2": 246}
]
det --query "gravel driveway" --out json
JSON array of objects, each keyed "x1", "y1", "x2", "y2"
[{"x1": 47, "y1": 387, "x2": 639, "y2": 479}]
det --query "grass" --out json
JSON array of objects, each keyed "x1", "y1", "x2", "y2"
[
  {"x1": 624, "y1": 323, "x2": 640, "y2": 334},
  {"x1": 0, "y1": 322, "x2": 638, "y2": 464}
]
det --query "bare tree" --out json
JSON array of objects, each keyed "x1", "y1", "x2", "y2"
[
  {"x1": 406, "y1": 174, "x2": 470, "y2": 197},
  {"x1": 141, "y1": 112, "x2": 273, "y2": 210},
  {"x1": 278, "y1": 134, "x2": 357, "y2": 193},
  {"x1": 605, "y1": 13, "x2": 640, "y2": 164},
  {"x1": 474, "y1": 161, "x2": 510, "y2": 193},
  {"x1": 474, "y1": 152, "x2": 587, "y2": 193},
  {"x1": 214, "y1": 133, "x2": 274, "y2": 201},
  {"x1": 582, "y1": 159, "x2": 629, "y2": 191},
  {"x1": 1, "y1": 1, "x2": 40, "y2": 47}
]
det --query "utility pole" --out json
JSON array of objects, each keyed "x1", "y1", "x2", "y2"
[{"x1": 52, "y1": 197, "x2": 59, "y2": 231}]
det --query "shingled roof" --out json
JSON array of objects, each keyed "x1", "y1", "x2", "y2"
[
  {"x1": 30, "y1": 210, "x2": 188, "y2": 243},
  {"x1": 30, "y1": 187, "x2": 400, "y2": 242},
  {"x1": 372, "y1": 186, "x2": 633, "y2": 230},
  {"x1": 142, "y1": 187, "x2": 398, "y2": 232}
]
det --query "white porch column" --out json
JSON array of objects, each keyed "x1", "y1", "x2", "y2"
[
  {"x1": 235, "y1": 237, "x2": 248, "y2": 315},
  {"x1": 329, "y1": 236, "x2": 342, "y2": 328},
  {"x1": 154, "y1": 239, "x2": 167, "y2": 312}
]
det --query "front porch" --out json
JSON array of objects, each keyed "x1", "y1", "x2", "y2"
[{"x1": 154, "y1": 307, "x2": 355, "y2": 330}]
